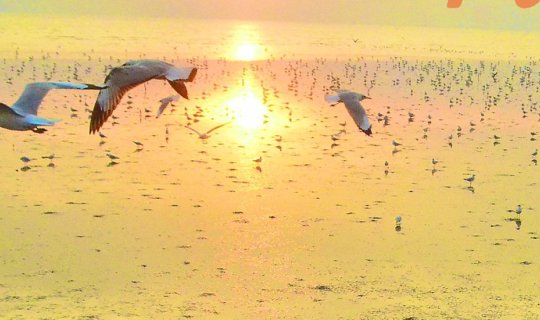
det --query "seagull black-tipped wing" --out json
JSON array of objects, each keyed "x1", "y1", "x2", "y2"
[
  {"x1": 89, "y1": 65, "x2": 158, "y2": 134},
  {"x1": 340, "y1": 93, "x2": 369, "y2": 132}
]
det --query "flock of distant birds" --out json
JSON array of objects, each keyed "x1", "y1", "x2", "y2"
[
  {"x1": 0, "y1": 58, "x2": 376, "y2": 137},
  {"x1": 2, "y1": 56, "x2": 537, "y2": 232}
]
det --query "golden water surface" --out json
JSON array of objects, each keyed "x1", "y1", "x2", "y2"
[{"x1": 0, "y1": 14, "x2": 539, "y2": 319}]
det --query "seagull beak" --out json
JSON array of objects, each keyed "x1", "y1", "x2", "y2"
[{"x1": 365, "y1": 96, "x2": 371, "y2": 99}]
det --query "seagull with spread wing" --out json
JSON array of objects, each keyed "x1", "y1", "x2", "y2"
[
  {"x1": 325, "y1": 89, "x2": 372, "y2": 136},
  {"x1": 89, "y1": 59, "x2": 197, "y2": 134},
  {"x1": 0, "y1": 82, "x2": 105, "y2": 133},
  {"x1": 156, "y1": 94, "x2": 180, "y2": 118},
  {"x1": 184, "y1": 122, "x2": 231, "y2": 140}
]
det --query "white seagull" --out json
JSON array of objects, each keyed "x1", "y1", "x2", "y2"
[
  {"x1": 184, "y1": 122, "x2": 231, "y2": 140},
  {"x1": 0, "y1": 82, "x2": 105, "y2": 133},
  {"x1": 156, "y1": 95, "x2": 180, "y2": 118},
  {"x1": 89, "y1": 59, "x2": 197, "y2": 134},
  {"x1": 325, "y1": 89, "x2": 372, "y2": 136}
]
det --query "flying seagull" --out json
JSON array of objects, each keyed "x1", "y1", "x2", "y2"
[
  {"x1": 0, "y1": 82, "x2": 105, "y2": 133},
  {"x1": 184, "y1": 122, "x2": 230, "y2": 140},
  {"x1": 156, "y1": 94, "x2": 180, "y2": 118},
  {"x1": 325, "y1": 89, "x2": 372, "y2": 136},
  {"x1": 89, "y1": 59, "x2": 197, "y2": 134}
]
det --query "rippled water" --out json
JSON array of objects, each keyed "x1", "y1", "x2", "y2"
[{"x1": 0, "y1": 14, "x2": 539, "y2": 319}]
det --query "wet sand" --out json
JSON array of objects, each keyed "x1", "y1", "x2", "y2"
[{"x1": 1, "y1": 16, "x2": 539, "y2": 320}]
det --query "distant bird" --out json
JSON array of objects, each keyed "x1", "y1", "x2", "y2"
[
  {"x1": 464, "y1": 174, "x2": 475, "y2": 186},
  {"x1": 432, "y1": 158, "x2": 439, "y2": 167},
  {"x1": 0, "y1": 82, "x2": 105, "y2": 133},
  {"x1": 516, "y1": 204, "x2": 522, "y2": 216},
  {"x1": 184, "y1": 122, "x2": 230, "y2": 140},
  {"x1": 106, "y1": 153, "x2": 119, "y2": 161},
  {"x1": 156, "y1": 95, "x2": 180, "y2": 118},
  {"x1": 392, "y1": 140, "x2": 401, "y2": 149},
  {"x1": 532, "y1": 149, "x2": 538, "y2": 157},
  {"x1": 89, "y1": 59, "x2": 197, "y2": 133},
  {"x1": 395, "y1": 216, "x2": 402, "y2": 231},
  {"x1": 325, "y1": 90, "x2": 372, "y2": 136},
  {"x1": 132, "y1": 141, "x2": 144, "y2": 149}
]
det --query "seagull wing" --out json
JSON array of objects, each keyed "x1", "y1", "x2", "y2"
[
  {"x1": 184, "y1": 125, "x2": 203, "y2": 136},
  {"x1": 324, "y1": 94, "x2": 340, "y2": 104},
  {"x1": 156, "y1": 95, "x2": 179, "y2": 118},
  {"x1": 165, "y1": 66, "x2": 197, "y2": 99},
  {"x1": 89, "y1": 63, "x2": 160, "y2": 134},
  {"x1": 340, "y1": 92, "x2": 371, "y2": 133},
  {"x1": 11, "y1": 82, "x2": 105, "y2": 116},
  {"x1": 206, "y1": 121, "x2": 231, "y2": 134}
]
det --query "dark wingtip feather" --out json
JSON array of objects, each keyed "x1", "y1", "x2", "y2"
[
  {"x1": 168, "y1": 80, "x2": 189, "y2": 99},
  {"x1": 84, "y1": 83, "x2": 108, "y2": 90},
  {"x1": 89, "y1": 101, "x2": 106, "y2": 134},
  {"x1": 187, "y1": 68, "x2": 197, "y2": 82},
  {"x1": 362, "y1": 125, "x2": 373, "y2": 136}
]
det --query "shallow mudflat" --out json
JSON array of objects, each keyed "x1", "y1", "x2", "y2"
[{"x1": 0, "y1": 15, "x2": 539, "y2": 319}]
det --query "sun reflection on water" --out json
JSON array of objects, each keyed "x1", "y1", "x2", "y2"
[{"x1": 227, "y1": 85, "x2": 267, "y2": 130}]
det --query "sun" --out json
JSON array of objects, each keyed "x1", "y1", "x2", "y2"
[
  {"x1": 234, "y1": 43, "x2": 260, "y2": 61},
  {"x1": 227, "y1": 23, "x2": 266, "y2": 61}
]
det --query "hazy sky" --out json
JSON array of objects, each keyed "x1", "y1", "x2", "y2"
[{"x1": 1, "y1": 0, "x2": 539, "y2": 31}]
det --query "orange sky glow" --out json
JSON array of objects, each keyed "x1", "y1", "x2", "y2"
[{"x1": 1, "y1": 0, "x2": 540, "y2": 31}]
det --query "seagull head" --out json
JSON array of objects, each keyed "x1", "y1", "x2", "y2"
[{"x1": 356, "y1": 93, "x2": 371, "y2": 101}]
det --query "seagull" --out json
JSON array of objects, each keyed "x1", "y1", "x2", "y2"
[
  {"x1": 532, "y1": 149, "x2": 538, "y2": 157},
  {"x1": 184, "y1": 122, "x2": 230, "y2": 140},
  {"x1": 0, "y1": 82, "x2": 105, "y2": 133},
  {"x1": 395, "y1": 216, "x2": 402, "y2": 231},
  {"x1": 464, "y1": 174, "x2": 475, "y2": 186},
  {"x1": 516, "y1": 204, "x2": 522, "y2": 216},
  {"x1": 106, "y1": 153, "x2": 119, "y2": 161},
  {"x1": 132, "y1": 141, "x2": 144, "y2": 149},
  {"x1": 392, "y1": 140, "x2": 401, "y2": 149},
  {"x1": 325, "y1": 90, "x2": 372, "y2": 136},
  {"x1": 156, "y1": 95, "x2": 180, "y2": 118},
  {"x1": 89, "y1": 59, "x2": 197, "y2": 134}
]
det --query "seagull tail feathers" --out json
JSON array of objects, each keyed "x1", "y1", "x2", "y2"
[{"x1": 325, "y1": 95, "x2": 340, "y2": 104}]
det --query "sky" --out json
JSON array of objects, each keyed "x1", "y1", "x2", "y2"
[{"x1": 1, "y1": 0, "x2": 539, "y2": 31}]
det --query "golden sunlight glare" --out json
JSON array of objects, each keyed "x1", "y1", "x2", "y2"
[
  {"x1": 227, "y1": 86, "x2": 267, "y2": 129},
  {"x1": 228, "y1": 23, "x2": 265, "y2": 61},
  {"x1": 234, "y1": 43, "x2": 260, "y2": 61}
]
